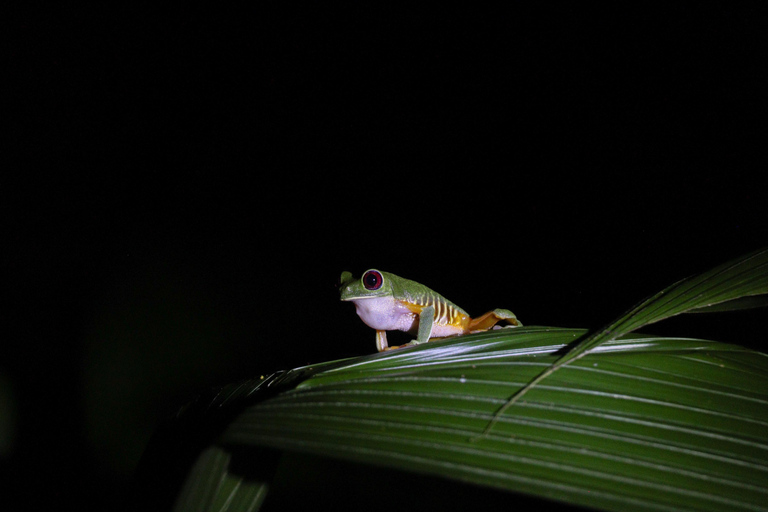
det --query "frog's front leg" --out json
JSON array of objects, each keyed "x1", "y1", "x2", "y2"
[
  {"x1": 412, "y1": 305, "x2": 435, "y2": 344},
  {"x1": 376, "y1": 330, "x2": 389, "y2": 352},
  {"x1": 381, "y1": 305, "x2": 436, "y2": 351}
]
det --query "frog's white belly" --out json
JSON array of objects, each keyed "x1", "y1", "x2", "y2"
[
  {"x1": 352, "y1": 297, "x2": 417, "y2": 332},
  {"x1": 430, "y1": 323, "x2": 465, "y2": 337},
  {"x1": 351, "y1": 297, "x2": 464, "y2": 337}
]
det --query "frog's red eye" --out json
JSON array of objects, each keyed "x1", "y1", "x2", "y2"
[{"x1": 363, "y1": 270, "x2": 383, "y2": 290}]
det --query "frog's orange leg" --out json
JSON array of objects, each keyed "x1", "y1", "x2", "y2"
[{"x1": 469, "y1": 309, "x2": 521, "y2": 332}]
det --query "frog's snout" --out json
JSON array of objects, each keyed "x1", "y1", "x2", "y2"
[{"x1": 338, "y1": 271, "x2": 357, "y2": 299}]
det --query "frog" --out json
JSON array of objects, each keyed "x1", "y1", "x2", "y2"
[{"x1": 339, "y1": 269, "x2": 521, "y2": 351}]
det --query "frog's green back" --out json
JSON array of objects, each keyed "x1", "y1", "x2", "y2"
[{"x1": 383, "y1": 271, "x2": 469, "y2": 316}]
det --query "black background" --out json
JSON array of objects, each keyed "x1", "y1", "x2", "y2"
[{"x1": 4, "y1": 4, "x2": 768, "y2": 509}]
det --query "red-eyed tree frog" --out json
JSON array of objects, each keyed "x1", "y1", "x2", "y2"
[{"x1": 340, "y1": 269, "x2": 521, "y2": 352}]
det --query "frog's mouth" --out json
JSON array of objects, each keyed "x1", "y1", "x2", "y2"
[
  {"x1": 341, "y1": 294, "x2": 382, "y2": 301},
  {"x1": 340, "y1": 285, "x2": 389, "y2": 301}
]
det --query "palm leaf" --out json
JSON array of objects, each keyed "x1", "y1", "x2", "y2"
[
  {"x1": 478, "y1": 247, "x2": 768, "y2": 435},
  {"x1": 166, "y1": 249, "x2": 768, "y2": 512},
  {"x1": 172, "y1": 447, "x2": 268, "y2": 512}
]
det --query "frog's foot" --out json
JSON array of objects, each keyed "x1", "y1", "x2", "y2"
[
  {"x1": 382, "y1": 344, "x2": 409, "y2": 351},
  {"x1": 383, "y1": 337, "x2": 432, "y2": 351},
  {"x1": 469, "y1": 309, "x2": 522, "y2": 332}
]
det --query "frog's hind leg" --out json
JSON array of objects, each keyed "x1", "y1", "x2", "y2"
[{"x1": 469, "y1": 309, "x2": 522, "y2": 332}]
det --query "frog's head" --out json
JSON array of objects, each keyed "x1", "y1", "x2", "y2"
[{"x1": 339, "y1": 269, "x2": 393, "y2": 301}]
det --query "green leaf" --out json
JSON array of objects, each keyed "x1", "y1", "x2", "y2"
[
  {"x1": 479, "y1": 248, "x2": 768, "y2": 435},
  {"x1": 219, "y1": 331, "x2": 768, "y2": 511},
  {"x1": 168, "y1": 249, "x2": 768, "y2": 512},
  {"x1": 173, "y1": 447, "x2": 268, "y2": 512}
]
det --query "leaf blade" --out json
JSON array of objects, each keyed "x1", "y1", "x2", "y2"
[
  {"x1": 221, "y1": 329, "x2": 768, "y2": 512},
  {"x1": 479, "y1": 248, "x2": 768, "y2": 435}
]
